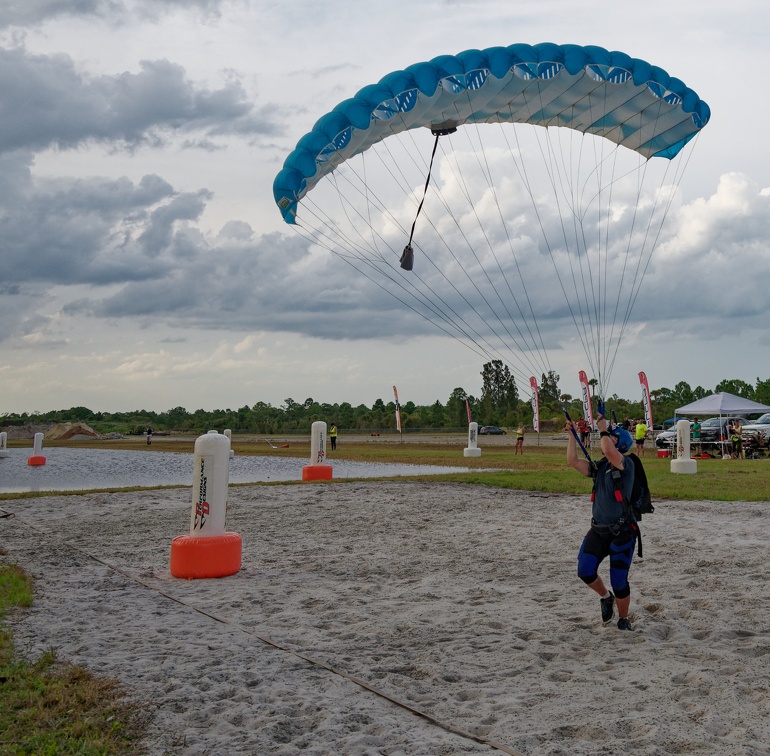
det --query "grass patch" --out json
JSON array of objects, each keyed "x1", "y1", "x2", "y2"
[{"x1": 0, "y1": 556, "x2": 148, "y2": 754}]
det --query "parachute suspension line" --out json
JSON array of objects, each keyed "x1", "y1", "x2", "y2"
[
  {"x1": 386, "y1": 123, "x2": 554, "y2": 383},
  {"x1": 525, "y1": 82, "x2": 601, "y2": 368},
  {"x1": 428, "y1": 123, "x2": 552, "y2": 382},
  {"x1": 605, "y1": 134, "x2": 700, "y2": 384},
  {"x1": 454, "y1": 99, "x2": 554, "y2": 380},
  {"x1": 317, "y1": 131, "x2": 543, "y2": 383},
  {"x1": 502, "y1": 111, "x2": 598, "y2": 377},
  {"x1": 424, "y1": 135, "x2": 552, "y2": 383},
  {"x1": 289, "y1": 205, "x2": 509, "y2": 369},
  {"x1": 548, "y1": 119, "x2": 606, "y2": 389},
  {"x1": 603, "y1": 101, "x2": 673, "y2": 382},
  {"x1": 380, "y1": 129, "x2": 548, "y2": 380}
]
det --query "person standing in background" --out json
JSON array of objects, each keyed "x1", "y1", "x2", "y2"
[
  {"x1": 514, "y1": 423, "x2": 525, "y2": 455},
  {"x1": 329, "y1": 423, "x2": 338, "y2": 451},
  {"x1": 634, "y1": 418, "x2": 648, "y2": 457}
]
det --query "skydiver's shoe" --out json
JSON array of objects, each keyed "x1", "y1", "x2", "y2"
[
  {"x1": 617, "y1": 617, "x2": 634, "y2": 631},
  {"x1": 600, "y1": 593, "x2": 615, "y2": 625}
]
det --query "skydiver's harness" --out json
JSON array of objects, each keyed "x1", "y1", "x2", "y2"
[{"x1": 589, "y1": 459, "x2": 644, "y2": 558}]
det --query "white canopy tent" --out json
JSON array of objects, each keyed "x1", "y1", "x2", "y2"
[
  {"x1": 676, "y1": 392, "x2": 770, "y2": 458},
  {"x1": 676, "y1": 392, "x2": 770, "y2": 416}
]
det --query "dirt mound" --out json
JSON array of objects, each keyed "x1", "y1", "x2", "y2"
[{"x1": 45, "y1": 422, "x2": 102, "y2": 440}]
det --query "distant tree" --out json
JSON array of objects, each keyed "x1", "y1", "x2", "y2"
[
  {"x1": 539, "y1": 370, "x2": 561, "y2": 415},
  {"x1": 755, "y1": 377, "x2": 770, "y2": 406},
  {"x1": 446, "y1": 387, "x2": 470, "y2": 427},
  {"x1": 715, "y1": 379, "x2": 755, "y2": 399},
  {"x1": 429, "y1": 400, "x2": 445, "y2": 427},
  {"x1": 480, "y1": 361, "x2": 519, "y2": 423}
]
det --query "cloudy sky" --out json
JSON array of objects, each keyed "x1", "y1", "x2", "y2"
[{"x1": 1, "y1": 0, "x2": 769, "y2": 415}]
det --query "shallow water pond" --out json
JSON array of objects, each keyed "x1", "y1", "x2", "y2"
[{"x1": 0, "y1": 447, "x2": 476, "y2": 494}]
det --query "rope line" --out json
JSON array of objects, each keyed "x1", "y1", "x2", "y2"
[{"x1": 4, "y1": 512, "x2": 525, "y2": 756}]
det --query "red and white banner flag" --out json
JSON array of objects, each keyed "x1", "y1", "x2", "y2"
[
  {"x1": 638, "y1": 371, "x2": 653, "y2": 430},
  {"x1": 578, "y1": 370, "x2": 596, "y2": 429},
  {"x1": 393, "y1": 385, "x2": 402, "y2": 433},
  {"x1": 465, "y1": 397, "x2": 472, "y2": 425},
  {"x1": 529, "y1": 376, "x2": 540, "y2": 434}
]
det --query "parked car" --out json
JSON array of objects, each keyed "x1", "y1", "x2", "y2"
[
  {"x1": 743, "y1": 413, "x2": 770, "y2": 438},
  {"x1": 655, "y1": 417, "x2": 753, "y2": 450},
  {"x1": 478, "y1": 425, "x2": 507, "y2": 435},
  {"x1": 698, "y1": 417, "x2": 751, "y2": 445},
  {"x1": 655, "y1": 422, "x2": 690, "y2": 449}
]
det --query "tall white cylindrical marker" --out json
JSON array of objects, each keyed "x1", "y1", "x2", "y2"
[
  {"x1": 302, "y1": 421, "x2": 333, "y2": 480},
  {"x1": 0, "y1": 431, "x2": 9, "y2": 459},
  {"x1": 170, "y1": 430, "x2": 242, "y2": 579},
  {"x1": 464, "y1": 422, "x2": 481, "y2": 457},
  {"x1": 28, "y1": 432, "x2": 46, "y2": 466},
  {"x1": 190, "y1": 430, "x2": 230, "y2": 536},
  {"x1": 671, "y1": 419, "x2": 697, "y2": 474},
  {"x1": 223, "y1": 428, "x2": 235, "y2": 458}
]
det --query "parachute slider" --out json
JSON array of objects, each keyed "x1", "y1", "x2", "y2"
[
  {"x1": 430, "y1": 121, "x2": 458, "y2": 136},
  {"x1": 400, "y1": 245, "x2": 414, "y2": 271}
]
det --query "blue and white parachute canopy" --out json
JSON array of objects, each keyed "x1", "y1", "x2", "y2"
[{"x1": 273, "y1": 42, "x2": 710, "y2": 224}]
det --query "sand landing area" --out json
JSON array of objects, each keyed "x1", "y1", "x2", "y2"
[{"x1": 2, "y1": 482, "x2": 769, "y2": 755}]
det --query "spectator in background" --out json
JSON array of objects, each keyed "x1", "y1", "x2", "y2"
[
  {"x1": 577, "y1": 417, "x2": 590, "y2": 448},
  {"x1": 731, "y1": 420, "x2": 744, "y2": 459},
  {"x1": 634, "y1": 418, "x2": 648, "y2": 457},
  {"x1": 692, "y1": 419, "x2": 701, "y2": 455},
  {"x1": 514, "y1": 423, "x2": 525, "y2": 455}
]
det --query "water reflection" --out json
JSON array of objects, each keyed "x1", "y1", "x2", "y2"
[{"x1": 0, "y1": 447, "x2": 477, "y2": 494}]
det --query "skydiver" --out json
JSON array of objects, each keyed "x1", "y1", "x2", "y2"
[{"x1": 565, "y1": 416, "x2": 636, "y2": 631}]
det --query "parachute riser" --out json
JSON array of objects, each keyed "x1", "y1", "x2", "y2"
[{"x1": 401, "y1": 128, "x2": 455, "y2": 271}]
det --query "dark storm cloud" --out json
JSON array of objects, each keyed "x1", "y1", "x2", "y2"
[
  {"x1": 0, "y1": 48, "x2": 277, "y2": 154},
  {"x1": 0, "y1": 151, "x2": 207, "y2": 287}
]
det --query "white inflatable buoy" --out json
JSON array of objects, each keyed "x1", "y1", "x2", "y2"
[
  {"x1": 670, "y1": 419, "x2": 697, "y2": 474},
  {"x1": 0, "y1": 431, "x2": 9, "y2": 459},
  {"x1": 28, "y1": 432, "x2": 46, "y2": 466},
  {"x1": 169, "y1": 430, "x2": 242, "y2": 579},
  {"x1": 223, "y1": 429, "x2": 235, "y2": 458},
  {"x1": 464, "y1": 421, "x2": 482, "y2": 457},
  {"x1": 302, "y1": 421, "x2": 333, "y2": 480}
]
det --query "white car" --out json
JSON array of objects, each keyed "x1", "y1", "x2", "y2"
[{"x1": 743, "y1": 412, "x2": 770, "y2": 435}]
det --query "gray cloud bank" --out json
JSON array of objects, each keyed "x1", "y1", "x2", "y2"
[{"x1": 1, "y1": 14, "x2": 770, "y2": 381}]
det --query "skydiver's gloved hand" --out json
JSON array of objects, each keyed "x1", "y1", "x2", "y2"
[{"x1": 597, "y1": 399, "x2": 606, "y2": 420}]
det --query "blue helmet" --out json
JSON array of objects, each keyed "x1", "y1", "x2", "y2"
[{"x1": 611, "y1": 427, "x2": 633, "y2": 454}]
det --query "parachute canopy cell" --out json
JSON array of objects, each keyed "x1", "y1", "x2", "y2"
[{"x1": 273, "y1": 42, "x2": 710, "y2": 224}]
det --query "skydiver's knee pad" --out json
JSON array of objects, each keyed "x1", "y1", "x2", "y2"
[
  {"x1": 613, "y1": 583, "x2": 631, "y2": 600},
  {"x1": 577, "y1": 550, "x2": 600, "y2": 584}
]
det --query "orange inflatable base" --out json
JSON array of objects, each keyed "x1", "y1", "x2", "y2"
[
  {"x1": 302, "y1": 464, "x2": 333, "y2": 481},
  {"x1": 27, "y1": 455, "x2": 47, "y2": 466},
  {"x1": 170, "y1": 532, "x2": 242, "y2": 579}
]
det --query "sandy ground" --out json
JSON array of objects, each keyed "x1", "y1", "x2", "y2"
[{"x1": 2, "y1": 481, "x2": 769, "y2": 755}]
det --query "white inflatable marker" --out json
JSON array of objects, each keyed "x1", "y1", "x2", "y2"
[
  {"x1": 670, "y1": 419, "x2": 697, "y2": 474},
  {"x1": 0, "y1": 431, "x2": 9, "y2": 459},
  {"x1": 302, "y1": 421, "x2": 333, "y2": 480},
  {"x1": 464, "y1": 422, "x2": 482, "y2": 457},
  {"x1": 27, "y1": 432, "x2": 46, "y2": 466},
  {"x1": 224, "y1": 428, "x2": 235, "y2": 458},
  {"x1": 170, "y1": 430, "x2": 242, "y2": 579}
]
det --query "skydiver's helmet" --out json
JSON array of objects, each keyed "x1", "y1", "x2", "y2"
[{"x1": 611, "y1": 427, "x2": 633, "y2": 454}]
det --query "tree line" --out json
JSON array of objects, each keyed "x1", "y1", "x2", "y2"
[{"x1": 3, "y1": 363, "x2": 770, "y2": 436}]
